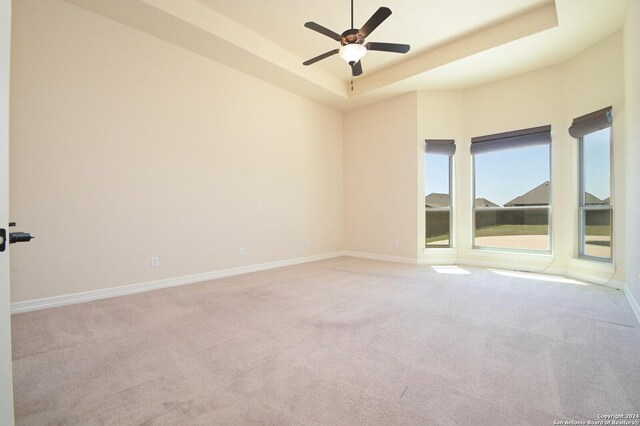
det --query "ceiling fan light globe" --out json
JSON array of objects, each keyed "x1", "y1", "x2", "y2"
[{"x1": 339, "y1": 44, "x2": 367, "y2": 64}]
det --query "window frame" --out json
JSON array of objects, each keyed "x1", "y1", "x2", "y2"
[
  {"x1": 471, "y1": 143, "x2": 553, "y2": 254},
  {"x1": 425, "y1": 153, "x2": 453, "y2": 249},
  {"x1": 578, "y1": 128, "x2": 613, "y2": 263}
]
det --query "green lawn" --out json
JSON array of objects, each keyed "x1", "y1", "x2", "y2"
[{"x1": 585, "y1": 225, "x2": 611, "y2": 236}]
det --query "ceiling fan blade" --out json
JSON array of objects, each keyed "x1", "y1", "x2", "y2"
[
  {"x1": 303, "y1": 49, "x2": 340, "y2": 66},
  {"x1": 358, "y1": 7, "x2": 392, "y2": 38},
  {"x1": 304, "y1": 22, "x2": 342, "y2": 41},
  {"x1": 365, "y1": 42, "x2": 410, "y2": 54},
  {"x1": 351, "y1": 61, "x2": 363, "y2": 77}
]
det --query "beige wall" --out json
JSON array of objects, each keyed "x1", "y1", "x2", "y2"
[
  {"x1": 9, "y1": 0, "x2": 343, "y2": 302},
  {"x1": 343, "y1": 92, "x2": 418, "y2": 260}
]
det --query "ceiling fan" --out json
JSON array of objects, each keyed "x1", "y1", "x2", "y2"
[{"x1": 302, "y1": 0, "x2": 410, "y2": 77}]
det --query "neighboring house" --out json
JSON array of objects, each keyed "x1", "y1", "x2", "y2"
[
  {"x1": 504, "y1": 181, "x2": 605, "y2": 206},
  {"x1": 505, "y1": 181, "x2": 551, "y2": 206},
  {"x1": 425, "y1": 193, "x2": 450, "y2": 208},
  {"x1": 425, "y1": 193, "x2": 499, "y2": 208},
  {"x1": 475, "y1": 198, "x2": 499, "y2": 208}
]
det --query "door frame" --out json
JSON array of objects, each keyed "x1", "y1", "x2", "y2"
[{"x1": 0, "y1": 0, "x2": 15, "y2": 424}]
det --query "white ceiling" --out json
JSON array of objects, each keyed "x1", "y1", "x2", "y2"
[
  {"x1": 64, "y1": 0, "x2": 629, "y2": 110},
  {"x1": 194, "y1": 0, "x2": 547, "y2": 79}
]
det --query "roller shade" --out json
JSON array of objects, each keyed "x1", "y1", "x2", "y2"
[
  {"x1": 568, "y1": 106, "x2": 612, "y2": 138},
  {"x1": 425, "y1": 139, "x2": 456, "y2": 156},
  {"x1": 470, "y1": 125, "x2": 551, "y2": 155}
]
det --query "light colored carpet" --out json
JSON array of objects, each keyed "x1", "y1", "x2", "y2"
[{"x1": 11, "y1": 257, "x2": 640, "y2": 425}]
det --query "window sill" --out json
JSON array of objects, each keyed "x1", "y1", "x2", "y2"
[
  {"x1": 423, "y1": 247, "x2": 456, "y2": 254},
  {"x1": 462, "y1": 248, "x2": 554, "y2": 272},
  {"x1": 471, "y1": 247, "x2": 552, "y2": 257}
]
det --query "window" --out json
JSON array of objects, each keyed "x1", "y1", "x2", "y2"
[
  {"x1": 570, "y1": 106, "x2": 613, "y2": 262},
  {"x1": 579, "y1": 128, "x2": 612, "y2": 260},
  {"x1": 425, "y1": 139, "x2": 455, "y2": 248},
  {"x1": 471, "y1": 126, "x2": 551, "y2": 252}
]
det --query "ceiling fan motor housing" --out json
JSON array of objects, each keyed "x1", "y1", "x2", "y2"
[{"x1": 340, "y1": 29, "x2": 365, "y2": 46}]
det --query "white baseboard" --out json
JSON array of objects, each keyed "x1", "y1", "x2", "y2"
[
  {"x1": 14, "y1": 250, "x2": 638, "y2": 325},
  {"x1": 623, "y1": 283, "x2": 640, "y2": 325},
  {"x1": 344, "y1": 251, "x2": 417, "y2": 264},
  {"x1": 11, "y1": 251, "x2": 346, "y2": 314}
]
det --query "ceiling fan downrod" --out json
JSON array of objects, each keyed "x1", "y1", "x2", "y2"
[{"x1": 351, "y1": 0, "x2": 354, "y2": 29}]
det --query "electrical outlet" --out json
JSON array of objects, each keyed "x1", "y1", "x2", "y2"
[
  {"x1": 239, "y1": 247, "x2": 246, "y2": 256},
  {"x1": 305, "y1": 240, "x2": 311, "y2": 248},
  {"x1": 151, "y1": 256, "x2": 159, "y2": 267},
  {"x1": 394, "y1": 240, "x2": 400, "y2": 248}
]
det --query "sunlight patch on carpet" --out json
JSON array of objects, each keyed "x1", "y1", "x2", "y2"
[
  {"x1": 431, "y1": 266, "x2": 471, "y2": 275},
  {"x1": 489, "y1": 269, "x2": 587, "y2": 285}
]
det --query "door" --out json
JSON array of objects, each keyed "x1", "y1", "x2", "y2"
[{"x1": 0, "y1": 0, "x2": 14, "y2": 424}]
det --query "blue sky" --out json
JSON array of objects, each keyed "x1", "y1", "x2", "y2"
[
  {"x1": 425, "y1": 154, "x2": 450, "y2": 195},
  {"x1": 474, "y1": 145, "x2": 550, "y2": 206},
  {"x1": 425, "y1": 129, "x2": 611, "y2": 206},
  {"x1": 583, "y1": 128, "x2": 611, "y2": 201}
]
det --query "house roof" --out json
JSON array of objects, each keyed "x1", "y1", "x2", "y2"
[
  {"x1": 505, "y1": 181, "x2": 550, "y2": 206},
  {"x1": 425, "y1": 193, "x2": 450, "y2": 208},
  {"x1": 426, "y1": 193, "x2": 499, "y2": 208},
  {"x1": 475, "y1": 198, "x2": 500, "y2": 208},
  {"x1": 505, "y1": 181, "x2": 606, "y2": 206}
]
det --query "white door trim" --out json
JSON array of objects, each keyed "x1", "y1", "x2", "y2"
[{"x1": 0, "y1": 0, "x2": 15, "y2": 424}]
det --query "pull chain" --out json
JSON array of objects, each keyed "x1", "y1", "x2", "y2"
[{"x1": 351, "y1": 77, "x2": 354, "y2": 91}]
